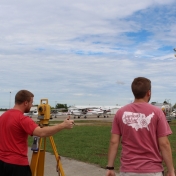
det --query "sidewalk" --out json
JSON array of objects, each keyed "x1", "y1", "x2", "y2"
[{"x1": 28, "y1": 147, "x2": 118, "y2": 176}]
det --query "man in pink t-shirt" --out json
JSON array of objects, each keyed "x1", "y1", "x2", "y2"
[
  {"x1": 0, "y1": 90, "x2": 74, "y2": 176},
  {"x1": 106, "y1": 77, "x2": 175, "y2": 176}
]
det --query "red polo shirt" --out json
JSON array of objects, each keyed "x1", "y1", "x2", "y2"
[{"x1": 0, "y1": 109, "x2": 38, "y2": 165}]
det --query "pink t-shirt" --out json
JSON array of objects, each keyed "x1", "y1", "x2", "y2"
[
  {"x1": 0, "y1": 109, "x2": 38, "y2": 165},
  {"x1": 112, "y1": 102, "x2": 172, "y2": 173}
]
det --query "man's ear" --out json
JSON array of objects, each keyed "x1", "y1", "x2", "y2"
[
  {"x1": 24, "y1": 101, "x2": 28, "y2": 106},
  {"x1": 147, "y1": 90, "x2": 151, "y2": 97}
]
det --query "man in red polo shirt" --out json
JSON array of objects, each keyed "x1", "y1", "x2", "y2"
[{"x1": 0, "y1": 90, "x2": 74, "y2": 176}]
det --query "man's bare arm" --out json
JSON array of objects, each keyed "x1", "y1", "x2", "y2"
[
  {"x1": 107, "y1": 134, "x2": 120, "y2": 166},
  {"x1": 106, "y1": 134, "x2": 120, "y2": 176},
  {"x1": 158, "y1": 136, "x2": 175, "y2": 176},
  {"x1": 33, "y1": 118, "x2": 74, "y2": 137}
]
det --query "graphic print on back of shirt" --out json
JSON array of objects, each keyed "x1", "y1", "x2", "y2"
[{"x1": 122, "y1": 112, "x2": 154, "y2": 131}]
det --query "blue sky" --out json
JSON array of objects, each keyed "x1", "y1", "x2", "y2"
[{"x1": 0, "y1": 0, "x2": 176, "y2": 108}]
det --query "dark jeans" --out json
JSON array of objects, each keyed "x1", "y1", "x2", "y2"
[{"x1": 0, "y1": 160, "x2": 32, "y2": 176}]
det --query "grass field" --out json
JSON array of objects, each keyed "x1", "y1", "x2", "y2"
[{"x1": 28, "y1": 120, "x2": 176, "y2": 173}]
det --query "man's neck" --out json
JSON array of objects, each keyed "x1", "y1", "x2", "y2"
[
  {"x1": 133, "y1": 99, "x2": 148, "y2": 103},
  {"x1": 13, "y1": 105, "x2": 24, "y2": 113}
]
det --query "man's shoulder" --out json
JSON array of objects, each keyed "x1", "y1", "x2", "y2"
[
  {"x1": 118, "y1": 103, "x2": 160, "y2": 112},
  {"x1": 119, "y1": 103, "x2": 134, "y2": 110},
  {"x1": 121, "y1": 103, "x2": 132, "y2": 108},
  {"x1": 1, "y1": 109, "x2": 21, "y2": 116},
  {"x1": 116, "y1": 104, "x2": 132, "y2": 114},
  {"x1": 146, "y1": 103, "x2": 162, "y2": 111}
]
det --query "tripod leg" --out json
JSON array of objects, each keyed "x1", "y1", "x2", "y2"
[
  {"x1": 30, "y1": 137, "x2": 42, "y2": 176},
  {"x1": 30, "y1": 137, "x2": 46, "y2": 176},
  {"x1": 49, "y1": 136, "x2": 65, "y2": 176},
  {"x1": 36, "y1": 137, "x2": 46, "y2": 176}
]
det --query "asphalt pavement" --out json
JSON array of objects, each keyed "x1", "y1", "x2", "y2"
[{"x1": 28, "y1": 147, "x2": 119, "y2": 176}]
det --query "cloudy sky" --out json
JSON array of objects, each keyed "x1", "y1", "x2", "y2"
[{"x1": 0, "y1": 0, "x2": 176, "y2": 108}]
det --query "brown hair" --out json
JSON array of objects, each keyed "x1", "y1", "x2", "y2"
[
  {"x1": 131, "y1": 77, "x2": 151, "y2": 99},
  {"x1": 15, "y1": 90, "x2": 34, "y2": 104}
]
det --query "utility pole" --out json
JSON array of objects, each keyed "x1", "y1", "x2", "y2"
[{"x1": 9, "y1": 92, "x2": 11, "y2": 109}]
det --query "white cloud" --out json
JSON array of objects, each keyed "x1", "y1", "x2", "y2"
[{"x1": 0, "y1": 0, "x2": 176, "y2": 108}]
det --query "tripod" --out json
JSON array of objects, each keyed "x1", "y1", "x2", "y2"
[{"x1": 30, "y1": 121, "x2": 65, "y2": 176}]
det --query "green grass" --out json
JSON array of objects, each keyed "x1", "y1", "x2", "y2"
[
  {"x1": 168, "y1": 121, "x2": 176, "y2": 170},
  {"x1": 28, "y1": 120, "x2": 176, "y2": 172}
]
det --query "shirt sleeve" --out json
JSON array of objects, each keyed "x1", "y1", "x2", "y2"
[
  {"x1": 20, "y1": 115, "x2": 38, "y2": 136},
  {"x1": 156, "y1": 110, "x2": 172, "y2": 137},
  {"x1": 111, "y1": 111, "x2": 121, "y2": 135}
]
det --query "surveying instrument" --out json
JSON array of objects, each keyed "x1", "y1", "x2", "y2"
[{"x1": 30, "y1": 99, "x2": 65, "y2": 176}]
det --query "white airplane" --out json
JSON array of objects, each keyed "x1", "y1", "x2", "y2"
[
  {"x1": 68, "y1": 106, "x2": 118, "y2": 118},
  {"x1": 67, "y1": 107, "x2": 88, "y2": 119},
  {"x1": 50, "y1": 108, "x2": 65, "y2": 118},
  {"x1": 24, "y1": 106, "x2": 38, "y2": 117},
  {"x1": 87, "y1": 107, "x2": 111, "y2": 118},
  {"x1": 24, "y1": 110, "x2": 38, "y2": 118}
]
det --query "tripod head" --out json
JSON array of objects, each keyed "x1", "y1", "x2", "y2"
[{"x1": 37, "y1": 99, "x2": 51, "y2": 126}]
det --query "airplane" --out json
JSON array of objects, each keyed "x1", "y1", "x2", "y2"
[
  {"x1": 24, "y1": 107, "x2": 66, "y2": 119},
  {"x1": 50, "y1": 108, "x2": 65, "y2": 118},
  {"x1": 67, "y1": 106, "x2": 113, "y2": 118},
  {"x1": 24, "y1": 109, "x2": 61, "y2": 119},
  {"x1": 67, "y1": 107, "x2": 88, "y2": 119},
  {"x1": 87, "y1": 107, "x2": 111, "y2": 118},
  {"x1": 24, "y1": 105, "x2": 38, "y2": 118},
  {"x1": 24, "y1": 110, "x2": 38, "y2": 118}
]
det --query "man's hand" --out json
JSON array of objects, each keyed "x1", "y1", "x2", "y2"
[
  {"x1": 62, "y1": 116, "x2": 75, "y2": 129},
  {"x1": 106, "y1": 170, "x2": 116, "y2": 176},
  {"x1": 166, "y1": 170, "x2": 175, "y2": 176}
]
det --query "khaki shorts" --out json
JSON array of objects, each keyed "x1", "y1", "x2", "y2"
[{"x1": 120, "y1": 172, "x2": 163, "y2": 176}]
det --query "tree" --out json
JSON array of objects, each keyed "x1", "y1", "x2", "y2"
[
  {"x1": 55, "y1": 103, "x2": 68, "y2": 112},
  {"x1": 172, "y1": 103, "x2": 176, "y2": 109}
]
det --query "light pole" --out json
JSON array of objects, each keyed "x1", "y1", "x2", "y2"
[
  {"x1": 55, "y1": 101, "x2": 57, "y2": 108},
  {"x1": 174, "y1": 48, "x2": 176, "y2": 57},
  {"x1": 9, "y1": 92, "x2": 11, "y2": 109}
]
